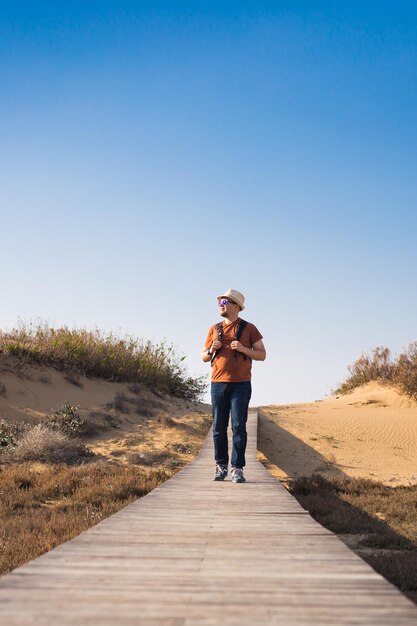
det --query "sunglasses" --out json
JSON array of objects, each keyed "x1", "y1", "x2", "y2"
[{"x1": 218, "y1": 299, "x2": 236, "y2": 307}]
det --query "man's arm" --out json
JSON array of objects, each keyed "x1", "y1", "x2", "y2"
[
  {"x1": 200, "y1": 339, "x2": 223, "y2": 363},
  {"x1": 201, "y1": 346, "x2": 212, "y2": 363},
  {"x1": 230, "y1": 338, "x2": 266, "y2": 361}
]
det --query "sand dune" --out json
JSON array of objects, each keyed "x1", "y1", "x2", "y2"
[
  {"x1": 0, "y1": 365, "x2": 211, "y2": 465},
  {"x1": 258, "y1": 381, "x2": 417, "y2": 486},
  {"x1": 3, "y1": 366, "x2": 416, "y2": 485},
  {"x1": 0, "y1": 367, "x2": 131, "y2": 424}
]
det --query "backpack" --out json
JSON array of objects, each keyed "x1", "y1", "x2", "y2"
[{"x1": 211, "y1": 319, "x2": 249, "y2": 366}]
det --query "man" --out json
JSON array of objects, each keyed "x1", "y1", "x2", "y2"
[{"x1": 201, "y1": 289, "x2": 266, "y2": 483}]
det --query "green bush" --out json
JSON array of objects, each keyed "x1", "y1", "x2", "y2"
[
  {"x1": 0, "y1": 419, "x2": 26, "y2": 449},
  {"x1": 48, "y1": 402, "x2": 85, "y2": 436},
  {"x1": 0, "y1": 420, "x2": 16, "y2": 448}
]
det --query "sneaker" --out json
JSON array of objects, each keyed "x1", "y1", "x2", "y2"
[
  {"x1": 213, "y1": 465, "x2": 228, "y2": 481},
  {"x1": 231, "y1": 467, "x2": 246, "y2": 483}
]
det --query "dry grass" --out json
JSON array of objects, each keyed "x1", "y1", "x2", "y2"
[
  {"x1": 156, "y1": 415, "x2": 176, "y2": 428},
  {"x1": 124, "y1": 437, "x2": 198, "y2": 467},
  {"x1": 0, "y1": 341, "x2": 212, "y2": 578},
  {"x1": 0, "y1": 462, "x2": 172, "y2": 575},
  {"x1": 37, "y1": 373, "x2": 52, "y2": 384},
  {"x1": 170, "y1": 441, "x2": 196, "y2": 454},
  {"x1": 337, "y1": 342, "x2": 417, "y2": 399},
  {"x1": 6, "y1": 424, "x2": 91, "y2": 464},
  {"x1": 366, "y1": 551, "x2": 417, "y2": 602},
  {"x1": 85, "y1": 410, "x2": 120, "y2": 434},
  {"x1": 113, "y1": 391, "x2": 130, "y2": 413},
  {"x1": 63, "y1": 371, "x2": 84, "y2": 387},
  {"x1": 130, "y1": 395, "x2": 165, "y2": 416},
  {"x1": 126, "y1": 450, "x2": 172, "y2": 466},
  {"x1": 0, "y1": 322, "x2": 206, "y2": 401},
  {"x1": 288, "y1": 474, "x2": 417, "y2": 602},
  {"x1": 128, "y1": 383, "x2": 142, "y2": 394}
]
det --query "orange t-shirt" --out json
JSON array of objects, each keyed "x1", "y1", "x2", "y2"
[{"x1": 204, "y1": 318, "x2": 263, "y2": 382}]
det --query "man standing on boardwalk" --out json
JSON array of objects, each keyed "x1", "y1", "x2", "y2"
[{"x1": 201, "y1": 289, "x2": 266, "y2": 483}]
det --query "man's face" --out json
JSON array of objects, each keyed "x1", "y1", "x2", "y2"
[{"x1": 218, "y1": 298, "x2": 238, "y2": 317}]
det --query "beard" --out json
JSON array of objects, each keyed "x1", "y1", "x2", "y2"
[{"x1": 219, "y1": 310, "x2": 228, "y2": 317}]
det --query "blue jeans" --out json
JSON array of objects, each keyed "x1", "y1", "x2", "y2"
[{"x1": 211, "y1": 381, "x2": 252, "y2": 469}]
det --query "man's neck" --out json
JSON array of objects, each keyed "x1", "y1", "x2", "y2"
[{"x1": 222, "y1": 313, "x2": 239, "y2": 324}]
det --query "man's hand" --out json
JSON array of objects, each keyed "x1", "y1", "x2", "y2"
[
  {"x1": 231, "y1": 339, "x2": 266, "y2": 361},
  {"x1": 230, "y1": 340, "x2": 244, "y2": 352},
  {"x1": 201, "y1": 340, "x2": 222, "y2": 362}
]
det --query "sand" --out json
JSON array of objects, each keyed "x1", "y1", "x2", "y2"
[
  {"x1": 0, "y1": 364, "x2": 211, "y2": 465},
  {"x1": 2, "y1": 365, "x2": 416, "y2": 486},
  {"x1": 258, "y1": 381, "x2": 417, "y2": 486}
]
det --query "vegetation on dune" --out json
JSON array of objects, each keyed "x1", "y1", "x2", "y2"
[
  {"x1": 9, "y1": 424, "x2": 91, "y2": 464},
  {"x1": 0, "y1": 408, "x2": 211, "y2": 574},
  {"x1": 0, "y1": 463, "x2": 172, "y2": 575},
  {"x1": 336, "y1": 342, "x2": 417, "y2": 398},
  {"x1": 289, "y1": 474, "x2": 417, "y2": 544},
  {"x1": 47, "y1": 402, "x2": 86, "y2": 436},
  {"x1": 0, "y1": 322, "x2": 206, "y2": 401},
  {"x1": 0, "y1": 420, "x2": 25, "y2": 449},
  {"x1": 1, "y1": 401, "x2": 105, "y2": 464},
  {"x1": 288, "y1": 474, "x2": 417, "y2": 604},
  {"x1": 0, "y1": 323, "x2": 212, "y2": 578}
]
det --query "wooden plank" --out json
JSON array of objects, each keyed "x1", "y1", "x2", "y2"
[{"x1": 1, "y1": 409, "x2": 417, "y2": 625}]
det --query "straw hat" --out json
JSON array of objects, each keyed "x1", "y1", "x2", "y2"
[{"x1": 217, "y1": 288, "x2": 245, "y2": 311}]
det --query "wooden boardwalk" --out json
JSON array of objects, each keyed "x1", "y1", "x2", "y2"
[{"x1": 1, "y1": 410, "x2": 417, "y2": 625}]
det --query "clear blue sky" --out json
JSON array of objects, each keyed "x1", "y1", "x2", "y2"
[{"x1": 1, "y1": 1, "x2": 417, "y2": 405}]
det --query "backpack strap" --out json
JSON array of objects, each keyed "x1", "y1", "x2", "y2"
[
  {"x1": 210, "y1": 322, "x2": 223, "y2": 366},
  {"x1": 235, "y1": 319, "x2": 248, "y2": 343},
  {"x1": 211, "y1": 320, "x2": 251, "y2": 367},
  {"x1": 234, "y1": 319, "x2": 249, "y2": 363}
]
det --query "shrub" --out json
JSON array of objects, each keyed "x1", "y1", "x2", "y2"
[
  {"x1": 0, "y1": 420, "x2": 16, "y2": 448},
  {"x1": 85, "y1": 411, "x2": 119, "y2": 434},
  {"x1": 394, "y1": 342, "x2": 417, "y2": 399},
  {"x1": 336, "y1": 341, "x2": 417, "y2": 399},
  {"x1": 48, "y1": 402, "x2": 85, "y2": 436},
  {"x1": 0, "y1": 419, "x2": 26, "y2": 449},
  {"x1": 113, "y1": 392, "x2": 129, "y2": 413},
  {"x1": 132, "y1": 396, "x2": 164, "y2": 417},
  {"x1": 336, "y1": 346, "x2": 394, "y2": 394},
  {"x1": 0, "y1": 322, "x2": 206, "y2": 402},
  {"x1": 11, "y1": 424, "x2": 91, "y2": 464}
]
